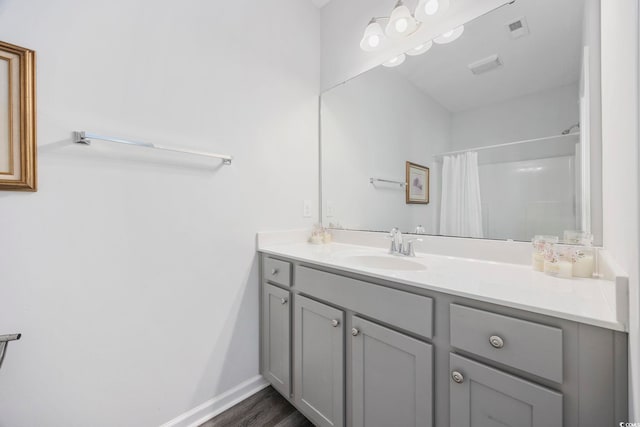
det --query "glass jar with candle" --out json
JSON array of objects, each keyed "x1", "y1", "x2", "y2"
[
  {"x1": 563, "y1": 231, "x2": 595, "y2": 278},
  {"x1": 532, "y1": 235, "x2": 559, "y2": 271},
  {"x1": 544, "y1": 243, "x2": 574, "y2": 278},
  {"x1": 563, "y1": 230, "x2": 594, "y2": 245},
  {"x1": 573, "y1": 246, "x2": 595, "y2": 278}
]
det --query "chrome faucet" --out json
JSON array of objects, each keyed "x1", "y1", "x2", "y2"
[
  {"x1": 388, "y1": 227, "x2": 402, "y2": 254},
  {"x1": 387, "y1": 227, "x2": 421, "y2": 257}
]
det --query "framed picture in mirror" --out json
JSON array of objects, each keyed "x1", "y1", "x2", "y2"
[
  {"x1": 0, "y1": 40, "x2": 36, "y2": 191},
  {"x1": 406, "y1": 161, "x2": 429, "y2": 204}
]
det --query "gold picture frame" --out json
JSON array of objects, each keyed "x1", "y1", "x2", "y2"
[
  {"x1": 0, "y1": 40, "x2": 36, "y2": 191},
  {"x1": 406, "y1": 161, "x2": 429, "y2": 204}
]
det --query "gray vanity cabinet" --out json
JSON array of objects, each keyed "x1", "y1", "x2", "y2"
[
  {"x1": 449, "y1": 353, "x2": 563, "y2": 427},
  {"x1": 351, "y1": 316, "x2": 433, "y2": 427},
  {"x1": 261, "y1": 283, "x2": 291, "y2": 397},
  {"x1": 294, "y1": 295, "x2": 345, "y2": 427},
  {"x1": 259, "y1": 255, "x2": 627, "y2": 427}
]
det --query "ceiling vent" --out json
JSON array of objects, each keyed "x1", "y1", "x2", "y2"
[
  {"x1": 506, "y1": 16, "x2": 530, "y2": 39},
  {"x1": 468, "y1": 54, "x2": 503, "y2": 75}
]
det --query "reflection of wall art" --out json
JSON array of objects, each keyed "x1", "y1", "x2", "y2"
[
  {"x1": 0, "y1": 41, "x2": 36, "y2": 191},
  {"x1": 406, "y1": 161, "x2": 429, "y2": 204}
]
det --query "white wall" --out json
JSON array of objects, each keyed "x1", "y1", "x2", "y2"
[
  {"x1": 321, "y1": 67, "x2": 450, "y2": 233},
  {"x1": 0, "y1": 1, "x2": 320, "y2": 426},
  {"x1": 320, "y1": 0, "x2": 512, "y2": 91},
  {"x1": 451, "y1": 83, "x2": 579, "y2": 149},
  {"x1": 601, "y1": 0, "x2": 639, "y2": 420}
]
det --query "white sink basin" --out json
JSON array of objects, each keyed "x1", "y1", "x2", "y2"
[{"x1": 342, "y1": 255, "x2": 426, "y2": 271}]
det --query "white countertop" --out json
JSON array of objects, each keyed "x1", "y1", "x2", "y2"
[{"x1": 258, "y1": 240, "x2": 627, "y2": 332}]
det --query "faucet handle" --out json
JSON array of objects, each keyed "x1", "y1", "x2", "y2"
[
  {"x1": 387, "y1": 227, "x2": 400, "y2": 254},
  {"x1": 402, "y1": 238, "x2": 423, "y2": 257}
]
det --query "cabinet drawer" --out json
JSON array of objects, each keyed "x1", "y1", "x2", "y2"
[
  {"x1": 263, "y1": 257, "x2": 291, "y2": 287},
  {"x1": 450, "y1": 304, "x2": 563, "y2": 382},
  {"x1": 296, "y1": 266, "x2": 433, "y2": 339},
  {"x1": 450, "y1": 353, "x2": 563, "y2": 427}
]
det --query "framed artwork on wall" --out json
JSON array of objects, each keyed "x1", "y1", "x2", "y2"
[
  {"x1": 0, "y1": 40, "x2": 36, "y2": 191},
  {"x1": 406, "y1": 161, "x2": 429, "y2": 204}
]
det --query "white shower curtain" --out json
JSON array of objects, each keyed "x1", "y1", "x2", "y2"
[{"x1": 439, "y1": 152, "x2": 484, "y2": 238}]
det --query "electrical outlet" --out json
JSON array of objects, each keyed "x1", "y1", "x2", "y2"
[{"x1": 303, "y1": 200, "x2": 312, "y2": 218}]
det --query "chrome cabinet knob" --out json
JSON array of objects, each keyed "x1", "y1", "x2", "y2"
[
  {"x1": 331, "y1": 319, "x2": 340, "y2": 327},
  {"x1": 280, "y1": 298, "x2": 288, "y2": 305},
  {"x1": 451, "y1": 371, "x2": 464, "y2": 384},
  {"x1": 271, "y1": 268, "x2": 279, "y2": 275},
  {"x1": 351, "y1": 328, "x2": 360, "y2": 336},
  {"x1": 489, "y1": 335, "x2": 505, "y2": 349}
]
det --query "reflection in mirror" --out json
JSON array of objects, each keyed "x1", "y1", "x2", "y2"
[{"x1": 321, "y1": 0, "x2": 602, "y2": 243}]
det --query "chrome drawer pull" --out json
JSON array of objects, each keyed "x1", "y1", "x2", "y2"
[
  {"x1": 451, "y1": 371, "x2": 464, "y2": 384},
  {"x1": 271, "y1": 268, "x2": 279, "y2": 275},
  {"x1": 331, "y1": 319, "x2": 340, "y2": 327},
  {"x1": 489, "y1": 335, "x2": 505, "y2": 349},
  {"x1": 280, "y1": 298, "x2": 288, "y2": 305},
  {"x1": 351, "y1": 328, "x2": 360, "y2": 336}
]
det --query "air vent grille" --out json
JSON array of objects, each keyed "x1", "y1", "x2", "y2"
[
  {"x1": 506, "y1": 16, "x2": 530, "y2": 39},
  {"x1": 468, "y1": 54, "x2": 503, "y2": 75}
]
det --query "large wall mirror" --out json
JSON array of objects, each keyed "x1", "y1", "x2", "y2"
[{"x1": 321, "y1": 0, "x2": 602, "y2": 244}]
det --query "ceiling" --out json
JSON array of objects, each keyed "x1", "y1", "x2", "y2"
[
  {"x1": 311, "y1": 0, "x2": 333, "y2": 8},
  {"x1": 392, "y1": 0, "x2": 584, "y2": 112}
]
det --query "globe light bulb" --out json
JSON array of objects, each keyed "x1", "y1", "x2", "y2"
[
  {"x1": 385, "y1": 1, "x2": 417, "y2": 39},
  {"x1": 360, "y1": 19, "x2": 386, "y2": 51},
  {"x1": 434, "y1": 25, "x2": 464, "y2": 44},
  {"x1": 424, "y1": 0, "x2": 439, "y2": 15},
  {"x1": 415, "y1": 0, "x2": 449, "y2": 22},
  {"x1": 382, "y1": 53, "x2": 407, "y2": 67},
  {"x1": 395, "y1": 18, "x2": 409, "y2": 33},
  {"x1": 406, "y1": 40, "x2": 433, "y2": 56}
]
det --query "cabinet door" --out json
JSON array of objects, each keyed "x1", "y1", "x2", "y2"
[
  {"x1": 351, "y1": 316, "x2": 433, "y2": 427},
  {"x1": 262, "y1": 283, "x2": 291, "y2": 397},
  {"x1": 449, "y1": 353, "x2": 563, "y2": 427},
  {"x1": 294, "y1": 295, "x2": 344, "y2": 427}
]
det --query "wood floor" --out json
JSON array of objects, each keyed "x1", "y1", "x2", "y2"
[{"x1": 199, "y1": 386, "x2": 314, "y2": 427}]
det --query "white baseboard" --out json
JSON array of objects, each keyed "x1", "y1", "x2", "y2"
[{"x1": 159, "y1": 375, "x2": 269, "y2": 427}]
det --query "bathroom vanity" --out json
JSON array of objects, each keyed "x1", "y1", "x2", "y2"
[{"x1": 258, "y1": 236, "x2": 627, "y2": 427}]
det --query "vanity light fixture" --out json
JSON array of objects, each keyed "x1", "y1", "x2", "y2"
[
  {"x1": 360, "y1": 18, "x2": 387, "y2": 51},
  {"x1": 434, "y1": 25, "x2": 464, "y2": 44},
  {"x1": 406, "y1": 40, "x2": 433, "y2": 56},
  {"x1": 359, "y1": 0, "x2": 461, "y2": 67},
  {"x1": 383, "y1": 53, "x2": 407, "y2": 67},
  {"x1": 386, "y1": 0, "x2": 418, "y2": 39}
]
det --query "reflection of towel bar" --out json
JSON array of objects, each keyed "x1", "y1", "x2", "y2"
[
  {"x1": 0, "y1": 333, "x2": 21, "y2": 370},
  {"x1": 370, "y1": 178, "x2": 407, "y2": 187}
]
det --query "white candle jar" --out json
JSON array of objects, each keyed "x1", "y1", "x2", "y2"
[
  {"x1": 573, "y1": 246, "x2": 595, "y2": 278},
  {"x1": 563, "y1": 230, "x2": 594, "y2": 246},
  {"x1": 544, "y1": 243, "x2": 574, "y2": 279},
  {"x1": 532, "y1": 235, "x2": 559, "y2": 272}
]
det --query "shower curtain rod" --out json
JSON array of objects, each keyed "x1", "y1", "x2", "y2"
[{"x1": 433, "y1": 132, "x2": 580, "y2": 159}]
